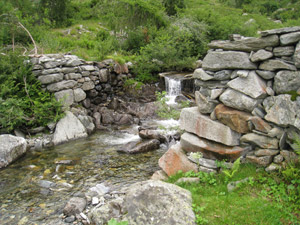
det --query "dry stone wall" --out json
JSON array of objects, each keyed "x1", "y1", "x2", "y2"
[{"x1": 177, "y1": 26, "x2": 300, "y2": 171}]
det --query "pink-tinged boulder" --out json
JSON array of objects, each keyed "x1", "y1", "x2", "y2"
[
  {"x1": 180, "y1": 107, "x2": 240, "y2": 146},
  {"x1": 180, "y1": 132, "x2": 246, "y2": 161},
  {"x1": 215, "y1": 104, "x2": 252, "y2": 134},
  {"x1": 158, "y1": 143, "x2": 198, "y2": 176}
]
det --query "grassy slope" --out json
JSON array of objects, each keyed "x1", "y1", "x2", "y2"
[{"x1": 169, "y1": 164, "x2": 299, "y2": 224}]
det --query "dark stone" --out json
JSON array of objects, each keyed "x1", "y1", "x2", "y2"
[{"x1": 118, "y1": 139, "x2": 160, "y2": 154}]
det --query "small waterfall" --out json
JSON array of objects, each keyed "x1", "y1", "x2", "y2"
[{"x1": 164, "y1": 76, "x2": 182, "y2": 105}]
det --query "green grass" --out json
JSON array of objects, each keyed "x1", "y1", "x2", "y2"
[{"x1": 168, "y1": 163, "x2": 300, "y2": 225}]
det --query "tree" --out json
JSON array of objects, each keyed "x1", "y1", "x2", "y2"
[
  {"x1": 39, "y1": 0, "x2": 71, "y2": 26},
  {"x1": 162, "y1": 0, "x2": 186, "y2": 16}
]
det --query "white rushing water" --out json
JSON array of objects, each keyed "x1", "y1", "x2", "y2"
[{"x1": 164, "y1": 76, "x2": 182, "y2": 105}]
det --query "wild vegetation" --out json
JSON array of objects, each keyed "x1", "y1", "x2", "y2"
[
  {"x1": 1, "y1": 0, "x2": 300, "y2": 82},
  {"x1": 168, "y1": 149, "x2": 300, "y2": 224}
]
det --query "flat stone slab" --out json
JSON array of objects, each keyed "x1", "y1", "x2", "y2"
[
  {"x1": 280, "y1": 32, "x2": 300, "y2": 45},
  {"x1": 181, "y1": 132, "x2": 245, "y2": 161},
  {"x1": 227, "y1": 71, "x2": 267, "y2": 99},
  {"x1": 208, "y1": 35, "x2": 279, "y2": 52},
  {"x1": 259, "y1": 59, "x2": 297, "y2": 71},
  {"x1": 240, "y1": 133, "x2": 278, "y2": 149},
  {"x1": 260, "y1": 26, "x2": 300, "y2": 37},
  {"x1": 202, "y1": 51, "x2": 257, "y2": 71},
  {"x1": 180, "y1": 107, "x2": 240, "y2": 146}
]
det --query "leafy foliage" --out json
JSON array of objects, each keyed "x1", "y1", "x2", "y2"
[
  {"x1": 107, "y1": 218, "x2": 128, "y2": 225},
  {"x1": 0, "y1": 53, "x2": 63, "y2": 133}
]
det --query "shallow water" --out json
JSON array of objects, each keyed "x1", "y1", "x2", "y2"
[{"x1": 0, "y1": 126, "x2": 168, "y2": 224}]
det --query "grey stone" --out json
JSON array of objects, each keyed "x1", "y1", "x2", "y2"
[
  {"x1": 227, "y1": 71, "x2": 267, "y2": 99},
  {"x1": 47, "y1": 80, "x2": 77, "y2": 92},
  {"x1": 63, "y1": 197, "x2": 86, "y2": 216},
  {"x1": 236, "y1": 70, "x2": 249, "y2": 78},
  {"x1": 65, "y1": 58, "x2": 83, "y2": 67},
  {"x1": 280, "y1": 150, "x2": 298, "y2": 163},
  {"x1": 82, "y1": 81, "x2": 95, "y2": 91},
  {"x1": 280, "y1": 32, "x2": 300, "y2": 45},
  {"x1": 246, "y1": 155, "x2": 273, "y2": 167},
  {"x1": 268, "y1": 127, "x2": 284, "y2": 139},
  {"x1": 93, "y1": 112, "x2": 102, "y2": 129},
  {"x1": 198, "y1": 158, "x2": 218, "y2": 169},
  {"x1": 38, "y1": 73, "x2": 63, "y2": 84},
  {"x1": 193, "y1": 68, "x2": 214, "y2": 81},
  {"x1": 151, "y1": 170, "x2": 168, "y2": 181},
  {"x1": 250, "y1": 49, "x2": 273, "y2": 62},
  {"x1": 52, "y1": 111, "x2": 88, "y2": 145},
  {"x1": 54, "y1": 89, "x2": 74, "y2": 107},
  {"x1": 44, "y1": 61, "x2": 61, "y2": 69},
  {"x1": 256, "y1": 70, "x2": 276, "y2": 80},
  {"x1": 195, "y1": 79, "x2": 229, "y2": 89},
  {"x1": 138, "y1": 129, "x2": 166, "y2": 143},
  {"x1": 199, "y1": 166, "x2": 216, "y2": 173},
  {"x1": 211, "y1": 88, "x2": 224, "y2": 100},
  {"x1": 118, "y1": 139, "x2": 160, "y2": 154},
  {"x1": 180, "y1": 107, "x2": 241, "y2": 146},
  {"x1": 214, "y1": 70, "x2": 232, "y2": 80},
  {"x1": 99, "y1": 69, "x2": 109, "y2": 82},
  {"x1": 195, "y1": 91, "x2": 217, "y2": 114},
  {"x1": 74, "y1": 88, "x2": 86, "y2": 102},
  {"x1": 77, "y1": 115, "x2": 95, "y2": 134},
  {"x1": 254, "y1": 149, "x2": 279, "y2": 156},
  {"x1": 41, "y1": 68, "x2": 62, "y2": 75},
  {"x1": 260, "y1": 26, "x2": 300, "y2": 36},
  {"x1": 122, "y1": 180, "x2": 196, "y2": 225},
  {"x1": 273, "y1": 46, "x2": 295, "y2": 56},
  {"x1": 263, "y1": 95, "x2": 300, "y2": 128},
  {"x1": 265, "y1": 163, "x2": 281, "y2": 172},
  {"x1": 219, "y1": 89, "x2": 258, "y2": 112},
  {"x1": 0, "y1": 135, "x2": 27, "y2": 168},
  {"x1": 65, "y1": 73, "x2": 82, "y2": 80},
  {"x1": 202, "y1": 51, "x2": 257, "y2": 71},
  {"x1": 266, "y1": 87, "x2": 275, "y2": 96},
  {"x1": 273, "y1": 154, "x2": 284, "y2": 163},
  {"x1": 259, "y1": 59, "x2": 297, "y2": 71},
  {"x1": 208, "y1": 35, "x2": 279, "y2": 52},
  {"x1": 240, "y1": 133, "x2": 278, "y2": 149},
  {"x1": 81, "y1": 65, "x2": 95, "y2": 71},
  {"x1": 62, "y1": 67, "x2": 78, "y2": 74},
  {"x1": 251, "y1": 107, "x2": 266, "y2": 118},
  {"x1": 294, "y1": 41, "x2": 300, "y2": 68}
]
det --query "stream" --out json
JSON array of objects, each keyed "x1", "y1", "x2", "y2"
[{"x1": 0, "y1": 75, "x2": 186, "y2": 225}]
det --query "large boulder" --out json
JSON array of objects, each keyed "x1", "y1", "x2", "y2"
[
  {"x1": 219, "y1": 89, "x2": 258, "y2": 112},
  {"x1": 122, "y1": 180, "x2": 196, "y2": 225},
  {"x1": 52, "y1": 111, "x2": 88, "y2": 145},
  {"x1": 202, "y1": 51, "x2": 257, "y2": 71},
  {"x1": 273, "y1": 71, "x2": 300, "y2": 94},
  {"x1": 0, "y1": 135, "x2": 27, "y2": 168},
  {"x1": 227, "y1": 71, "x2": 267, "y2": 99},
  {"x1": 180, "y1": 132, "x2": 246, "y2": 161},
  {"x1": 180, "y1": 107, "x2": 240, "y2": 146},
  {"x1": 208, "y1": 35, "x2": 279, "y2": 52},
  {"x1": 158, "y1": 143, "x2": 198, "y2": 176},
  {"x1": 90, "y1": 180, "x2": 196, "y2": 225}
]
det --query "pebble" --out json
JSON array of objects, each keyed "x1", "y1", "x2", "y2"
[{"x1": 64, "y1": 215, "x2": 75, "y2": 223}]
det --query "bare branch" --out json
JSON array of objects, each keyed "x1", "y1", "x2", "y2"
[{"x1": 18, "y1": 22, "x2": 38, "y2": 55}]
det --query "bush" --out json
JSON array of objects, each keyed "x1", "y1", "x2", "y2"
[{"x1": 0, "y1": 53, "x2": 63, "y2": 133}]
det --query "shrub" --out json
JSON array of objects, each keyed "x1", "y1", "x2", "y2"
[{"x1": 0, "y1": 53, "x2": 63, "y2": 133}]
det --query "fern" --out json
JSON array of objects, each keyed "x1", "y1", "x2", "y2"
[{"x1": 222, "y1": 158, "x2": 241, "y2": 179}]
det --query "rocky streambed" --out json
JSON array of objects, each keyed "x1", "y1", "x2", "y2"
[{"x1": 0, "y1": 120, "x2": 179, "y2": 225}]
